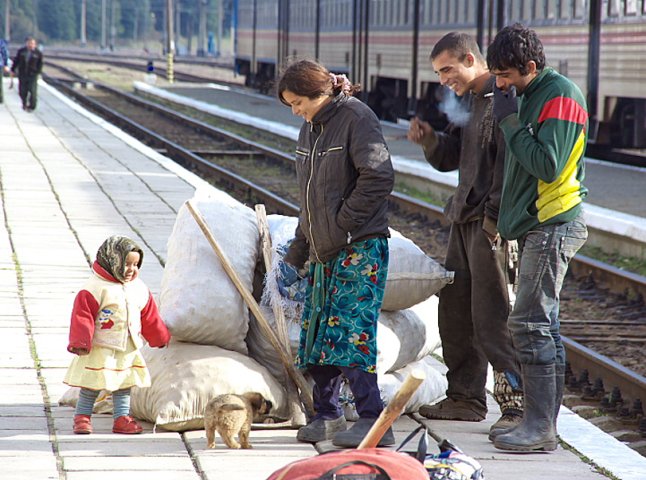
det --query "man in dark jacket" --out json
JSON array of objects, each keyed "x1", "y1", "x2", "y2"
[
  {"x1": 407, "y1": 32, "x2": 523, "y2": 440},
  {"x1": 11, "y1": 36, "x2": 43, "y2": 111}
]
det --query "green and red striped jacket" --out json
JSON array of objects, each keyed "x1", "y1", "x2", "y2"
[{"x1": 498, "y1": 67, "x2": 588, "y2": 240}]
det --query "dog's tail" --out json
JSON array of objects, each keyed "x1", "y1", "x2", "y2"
[{"x1": 217, "y1": 404, "x2": 246, "y2": 412}]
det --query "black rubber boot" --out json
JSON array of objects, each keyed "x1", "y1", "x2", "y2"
[
  {"x1": 554, "y1": 363, "x2": 565, "y2": 431},
  {"x1": 494, "y1": 364, "x2": 557, "y2": 452},
  {"x1": 332, "y1": 418, "x2": 395, "y2": 448}
]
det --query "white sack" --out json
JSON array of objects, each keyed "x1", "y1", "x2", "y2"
[
  {"x1": 383, "y1": 229, "x2": 454, "y2": 311},
  {"x1": 160, "y1": 191, "x2": 260, "y2": 354},
  {"x1": 246, "y1": 301, "x2": 442, "y2": 378},
  {"x1": 246, "y1": 304, "x2": 301, "y2": 385},
  {"x1": 341, "y1": 356, "x2": 448, "y2": 421},
  {"x1": 130, "y1": 342, "x2": 288, "y2": 432},
  {"x1": 377, "y1": 301, "x2": 441, "y2": 374},
  {"x1": 263, "y1": 215, "x2": 453, "y2": 312}
]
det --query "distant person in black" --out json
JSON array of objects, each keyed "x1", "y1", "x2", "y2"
[{"x1": 11, "y1": 36, "x2": 43, "y2": 112}]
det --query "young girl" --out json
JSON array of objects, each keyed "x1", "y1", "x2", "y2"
[
  {"x1": 277, "y1": 59, "x2": 395, "y2": 447},
  {"x1": 64, "y1": 235, "x2": 171, "y2": 434}
]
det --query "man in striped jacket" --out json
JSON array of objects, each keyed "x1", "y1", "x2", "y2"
[{"x1": 486, "y1": 23, "x2": 589, "y2": 452}]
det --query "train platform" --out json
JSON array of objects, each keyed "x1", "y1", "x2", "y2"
[
  {"x1": 1, "y1": 79, "x2": 645, "y2": 480},
  {"x1": 133, "y1": 82, "x2": 646, "y2": 251}
]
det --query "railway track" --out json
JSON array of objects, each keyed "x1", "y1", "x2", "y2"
[
  {"x1": 43, "y1": 66, "x2": 646, "y2": 452},
  {"x1": 44, "y1": 52, "x2": 646, "y2": 169}
]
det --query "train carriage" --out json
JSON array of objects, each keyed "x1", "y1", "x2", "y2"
[{"x1": 234, "y1": 0, "x2": 646, "y2": 148}]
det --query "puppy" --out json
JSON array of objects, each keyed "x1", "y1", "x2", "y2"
[{"x1": 204, "y1": 392, "x2": 272, "y2": 449}]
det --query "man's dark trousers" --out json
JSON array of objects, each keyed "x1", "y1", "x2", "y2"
[
  {"x1": 19, "y1": 75, "x2": 38, "y2": 110},
  {"x1": 439, "y1": 218, "x2": 520, "y2": 411}
]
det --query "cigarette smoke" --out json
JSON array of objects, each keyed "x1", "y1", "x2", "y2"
[{"x1": 438, "y1": 87, "x2": 471, "y2": 127}]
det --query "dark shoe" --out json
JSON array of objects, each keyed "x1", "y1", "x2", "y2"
[
  {"x1": 332, "y1": 418, "x2": 395, "y2": 448},
  {"x1": 296, "y1": 416, "x2": 347, "y2": 443},
  {"x1": 73, "y1": 414, "x2": 92, "y2": 434},
  {"x1": 112, "y1": 415, "x2": 143, "y2": 434},
  {"x1": 488, "y1": 409, "x2": 523, "y2": 441},
  {"x1": 419, "y1": 398, "x2": 486, "y2": 421},
  {"x1": 494, "y1": 364, "x2": 557, "y2": 452}
]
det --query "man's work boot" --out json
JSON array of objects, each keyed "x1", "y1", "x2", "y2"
[
  {"x1": 419, "y1": 398, "x2": 486, "y2": 422},
  {"x1": 332, "y1": 418, "x2": 395, "y2": 448},
  {"x1": 489, "y1": 370, "x2": 524, "y2": 441},
  {"x1": 296, "y1": 416, "x2": 347, "y2": 443},
  {"x1": 494, "y1": 364, "x2": 557, "y2": 452},
  {"x1": 488, "y1": 409, "x2": 523, "y2": 441}
]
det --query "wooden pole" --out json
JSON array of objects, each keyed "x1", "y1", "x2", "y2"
[
  {"x1": 255, "y1": 204, "x2": 306, "y2": 425},
  {"x1": 254, "y1": 204, "x2": 291, "y2": 352},
  {"x1": 357, "y1": 370, "x2": 425, "y2": 449},
  {"x1": 186, "y1": 200, "x2": 315, "y2": 417}
]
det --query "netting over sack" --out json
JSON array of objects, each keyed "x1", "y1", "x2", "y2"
[
  {"x1": 159, "y1": 191, "x2": 259, "y2": 354},
  {"x1": 262, "y1": 215, "x2": 453, "y2": 313},
  {"x1": 130, "y1": 342, "x2": 288, "y2": 431}
]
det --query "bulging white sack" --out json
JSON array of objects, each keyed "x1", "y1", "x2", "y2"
[
  {"x1": 159, "y1": 191, "x2": 259, "y2": 354},
  {"x1": 130, "y1": 342, "x2": 288, "y2": 432}
]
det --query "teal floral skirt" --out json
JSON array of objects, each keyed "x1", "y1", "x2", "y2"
[{"x1": 296, "y1": 237, "x2": 389, "y2": 373}]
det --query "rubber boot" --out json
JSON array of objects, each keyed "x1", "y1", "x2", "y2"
[
  {"x1": 554, "y1": 363, "x2": 565, "y2": 432},
  {"x1": 494, "y1": 364, "x2": 557, "y2": 452}
]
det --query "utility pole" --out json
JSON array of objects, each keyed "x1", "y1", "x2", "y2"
[
  {"x1": 217, "y1": 0, "x2": 224, "y2": 57},
  {"x1": 197, "y1": 0, "x2": 207, "y2": 57},
  {"x1": 80, "y1": 0, "x2": 87, "y2": 47},
  {"x1": 109, "y1": 0, "x2": 116, "y2": 50},
  {"x1": 101, "y1": 0, "x2": 107, "y2": 49},
  {"x1": 4, "y1": 0, "x2": 10, "y2": 41},
  {"x1": 167, "y1": 0, "x2": 175, "y2": 82}
]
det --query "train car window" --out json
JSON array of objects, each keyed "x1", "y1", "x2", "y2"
[
  {"x1": 559, "y1": 0, "x2": 571, "y2": 19},
  {"x1": 514, "y1": 0, "x2": 534, "y2": 22},
  {"x1": 533, "y1": 0, "x2": 547, "y2": 20},
  {"x1": 465, "y1": 0, "x2": 476, "y2": 23},
  {"x1": 607, "y1": 0, "x2": 620, "y2": 16},
  {"x1": 625, "y1": 0, "x2": 638, "y2": 14},
  {"x1": 547, "y1": 0, "x2": 557, "y2": 19},
  {"x1": 573, "y1": 0, "x2": 585, "y2": 18}
]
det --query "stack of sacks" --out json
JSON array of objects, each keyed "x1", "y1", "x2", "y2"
[
  {"x1": 130, "y1": 190, "x2": 290, "y2": 431},
  {"x1": 247, "y1": 215, "x2": 453, "y2": 418}
]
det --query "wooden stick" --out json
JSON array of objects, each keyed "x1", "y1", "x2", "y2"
[
  {"x1": 357, "y1": 370, "x2": 425, "y2": 449},
  {"x1": 255, "y1": 204, "x2": 306, "y2": 425},
  {"x1": 254, "y1": 204, "x2": 291, "y2": 353},
  {"x1": 186, "y1": 200, "x2": 315, "y2": 417}
]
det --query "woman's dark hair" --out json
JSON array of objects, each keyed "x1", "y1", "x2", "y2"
[
  {"x1": 486, "y1": 23, "x2": 545, "y2": 75},
  {"x1": 431, "y1": 31, "x2": 485, "y2": 65},
  {"x1": 277, "y1": 58, "x2": 360, "y2": 106}
]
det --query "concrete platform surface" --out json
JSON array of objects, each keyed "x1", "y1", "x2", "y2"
[{"x1": 1, "y1": 78, "x2": 645, "y2": 479}]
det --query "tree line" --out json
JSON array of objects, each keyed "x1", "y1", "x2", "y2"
[{"x1": 1, "y1": 0, "x2": 231, "y2": 55}]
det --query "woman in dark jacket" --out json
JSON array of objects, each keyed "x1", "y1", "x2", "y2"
[{"x1": 277, "y1": 59, "x2": 395, "y2": 447}]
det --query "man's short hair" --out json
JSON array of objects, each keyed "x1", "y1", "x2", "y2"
[
  {"x1": 431, "y1": 32, "x2": 485, "y2": 64},
  {"x1": 486, "y1": 23, "x2": 545, "y2": 75}
]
